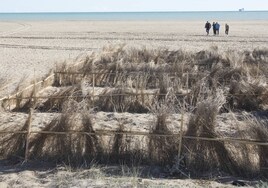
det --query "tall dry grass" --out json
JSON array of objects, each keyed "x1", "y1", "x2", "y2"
[
  {"x1": 0, "y1": 111, "x2": 32, "y2": 160},
  {"x1": 148, "y1": 93, "x2": 178, "y2": 165},
  {"x1": 0, "y1": 46, "x2": 267, "y2": 177},
  {"x1": 183, "y1": 89, "x2": 242, "y2": 176},
  {"x1": 244, "y1": 115, "x2": 268, "y2": 177},
  {"x1": 29, "y1": 112, "x2": 102, "y2": 165},
  {"x1": 9, "y1": 46, "x2": 264, "y2": 114}
]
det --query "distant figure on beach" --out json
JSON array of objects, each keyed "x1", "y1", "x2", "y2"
[
  {"x1": 215, "y1": 22, "x2": 220, "y2": 35},
  {"x1": 225, "y1": 24, "x2": 229, "y2": 35},
  {"x1": 212, "y1": 22, "x2": 216, "y2": 35},
  {"x1": 205, "y1": 21, "x2": 211, "y2": 35}
]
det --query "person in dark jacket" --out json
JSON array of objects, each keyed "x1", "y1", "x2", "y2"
[
  {"x1": 215, "y1": 22, "x2": 220, "y2": 35},
  {"x1": 225, "y1": 23, "x2": 229, "y2": 35},
  {"x1": 212, "y1": 22, "x2": 216, "y2": 35},
  {"x1": 205, "y1": 21, "x2": 211, "y2": 35}
]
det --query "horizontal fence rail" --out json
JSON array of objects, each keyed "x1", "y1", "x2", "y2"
[
  {"x1": 2, "y1": 92, "x2": 268, "y2": 101},
  {"x1": 0, "y1": 129, "x2": 267, "y2": 146},
  {"x1": 54, "y1": 71, "x2": 208, "y2": 76}
]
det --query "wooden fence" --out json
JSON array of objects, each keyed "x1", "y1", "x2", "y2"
[{"x1": 0, "y1": 69, "x2": 267, "y2": 163}]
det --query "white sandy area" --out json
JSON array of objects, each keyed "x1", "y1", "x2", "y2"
[{"x1": 0, "y1": 20, "x2": 268, "y2": 96}]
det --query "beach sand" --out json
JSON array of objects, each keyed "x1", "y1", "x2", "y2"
[
  {"x1": 0, "y1": 20, "x2": 267, "y2": 187},
  {"x1": 0, "y1": 20, "x2": 268, "y2": 94}
]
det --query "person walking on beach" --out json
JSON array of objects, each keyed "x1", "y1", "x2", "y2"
[
  {"x1": 212, "y1": 22, "x2": 216, "y2": 35},
  {"x1": 225, "y1": 23, "x2": 229, "y2": 35},
  {"x1": 205, "y1": 21, "x2": 211, "y2": 35},
  {"x1": 215, "y1": 22, "x2": 220, "y2": 35}
]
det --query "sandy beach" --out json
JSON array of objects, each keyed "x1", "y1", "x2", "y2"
[
  {"x1": 0, "y1": 20, "x2": 268, "y2": 94},
  {"x1": 0, "y1": 20, "x2": 268, "y2": 187}
]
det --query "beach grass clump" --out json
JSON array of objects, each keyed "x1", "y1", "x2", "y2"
[
  {"x1": 54, "y1": 61, "x2": 84, "y2": 87},
  {"x1": 228, "y1": 80, "x2": 268, "y2": 111},
  {"x1": 245, "y1": 116, "x2": 268, "y2": 176},
  {"x1": 8, "y1": 76, "x2": 35, "y2": 112},
  {"x1": 183, "y1": 89, "x2": 239, "y2": 175},
  {"x1": 0, "y1": 111, "x2": 32, "y2": 160},
  {"x1": 226, "y1": 113, "x2": 268, "y2": 177},
  {"x1": 80, "y1": 46, "x2": 195, "y2": 88},
  {"x1": 12, "y1": 89, "x2": 36, "y2": 112},
  {"x1": 36, "y1": 86, "x2": 85, "y2": 112},
  {"x1": 194, "y1": 49, "x2": 222, "y2": 70},
  {"x1": 148, "y1": 94, "x2": 178, "y2": 165},
  {"x1": 252, "y1": 48, "x2": 268, "y2": 61},
  {"x1": 110, "y1": 119, "x2": 144, "y2": 164},
  {"x1": 29, "y1": 112, "x2": 102, "y2": 165},
  {"x1": 111, "y1": 121, "x2": 127, "y2": 161},
  {"x1": 96, "y1": 88, "x2": 149, "y2": 113}
]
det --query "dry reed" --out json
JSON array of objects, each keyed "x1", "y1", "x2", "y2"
[
  {"x1": 183, "y1": 90, "x2": 241, "y2": 176},
  {"x1": 1, "y1": 46, "x2": 267, "y2": 177},
  {"x1": 28, "y1": 112, "x2": 102, "y2": 165},
  {"x1": 0, "y1": 111, "x2": 32, "y2": 160},
  {"x1": 148, "y1": 94, "x2": 178, "y2": 165}
]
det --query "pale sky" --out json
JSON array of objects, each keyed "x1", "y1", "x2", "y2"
[{"x1": 0, "y1": 0, "x2": 267, "y2": 13}]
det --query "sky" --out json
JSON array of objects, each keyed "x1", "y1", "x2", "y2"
[{"x1": 0, "y1": 0, "x2": 267, "y2": 13}]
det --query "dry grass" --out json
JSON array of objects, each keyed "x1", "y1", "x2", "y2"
[
  {"x1": 29, "y1": 112, "x2": 102, "y2": 166},
  {"x1": 183, "y1": 89, "x2": 242, "y2": 176},
  {"x1": 245, "y1": 115, "x2": 268, "y2": 177},
  {"x1": 109, "y1": 119, "x2": 145, "y2": 164},
  {"x1": 148, "y1": 94, "x2": 178, "y2": 165},
  {"x1": 228, "y1": 80, "x2": 268, "y2": 111},
  {"x1": 0, "y1": 111, "x2": 31, "y2": 160},
  {"x1": 36, "y1": 86, "x2": 85, "y2": 112},
  {"x1": 96, "y1": 88, "x2": 150, "y2": 113},
  {"x1": 1, "y1": 46, "x2": 268, "y2": 178}
]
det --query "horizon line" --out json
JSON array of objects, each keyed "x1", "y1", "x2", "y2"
[{"x1": 1, "y1": 10, "x2": 268, "y2": 14}]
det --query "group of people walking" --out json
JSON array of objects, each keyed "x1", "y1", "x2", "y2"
[{"x1": 205, "y1": 21, "x2": 229, "y2": 36}]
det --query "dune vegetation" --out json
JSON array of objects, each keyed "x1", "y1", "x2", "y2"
[{"x1": 0, "y1": 45, "x2": 267, "y2": 179}]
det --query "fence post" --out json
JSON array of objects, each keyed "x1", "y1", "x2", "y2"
[
  {"x1": 178, "y1": 72, "x2": 188, "y2": 162},
  {"x1": 257, "y1": 61, "x2": 260, "y2": 78},
  {"x1": 8, "y1": 95, "x2": 10, "y2": 112},
  {"x1": 92, "y1": 61, "x2": 95, "y2": 108},
  {"x1": 178, "y1": 107, "x2": 184, "y2": 159},
  {"x1": 24, "y1": 108, "x2": 33, "y2": 162},
  {"x1": 186, "y1": 71, "x2": 189, "y2": 94},
  {"x1": 33, "y1": 69, "x2": 37, "y2": 108}
]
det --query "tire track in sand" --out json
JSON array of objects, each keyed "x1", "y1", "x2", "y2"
[{"x1": 0, "y1": 22, "x2": 31, "y2": 37}]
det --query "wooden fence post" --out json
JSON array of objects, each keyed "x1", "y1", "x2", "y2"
[
  {"x1": 33, "y1": 69, "x2": 37, "y2": 108},
  {"x1": 24, "y1": 108, "x2": 33, "y2": 162},
  {"x1": 8, "y1": 95, "x2": 10, "y2": 112},
  {"x1": 178, "y1": 72, "x2": 188, "y2": 162},
  {"x1": 92, "y1": 61, "x2": 95, "y2": 108},
  {"x1": 178, "y1": 108, "x2": 184, "y2": 159}
]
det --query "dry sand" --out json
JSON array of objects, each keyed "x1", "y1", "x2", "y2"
[
  {"x1": 0, "y1": 20, "x2": 267, "y2": 187},
  {"x1": 0, "y1": 20, "x2": 268, "y2": 96}
]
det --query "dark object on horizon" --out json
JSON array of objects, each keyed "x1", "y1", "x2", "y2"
[{"x1": 239, "y1": 8, "x2": 245, "y2": 12}]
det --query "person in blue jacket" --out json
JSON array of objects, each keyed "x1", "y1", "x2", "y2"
[
  {"x1": 212, "y1": 22, "x2": 216, "y2": 35},
  {"x1": 215, "y1": 22, "x2": 220, "y2": 35}
]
